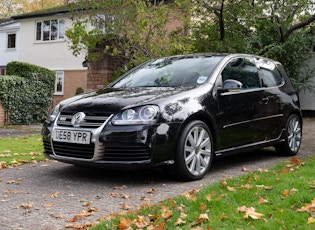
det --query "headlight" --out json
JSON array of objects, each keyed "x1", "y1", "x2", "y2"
[
  {"x1": 111, "y1": 105, "x2": 159, "y2": 125},
  {"x1": 48, "y1": 104, "x2": 60, "y2": 122}
]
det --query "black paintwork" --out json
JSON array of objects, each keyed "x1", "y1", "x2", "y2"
[{"x1": 42, "y1": 53, "x2": 302, "y2": 169}]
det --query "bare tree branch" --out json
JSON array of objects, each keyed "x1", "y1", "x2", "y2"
[{"x1": 283, "y1": 14, "x2": 315, "y2": 42}]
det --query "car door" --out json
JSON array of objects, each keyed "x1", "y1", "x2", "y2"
[
  {"x1": 257, "y1": 59, "x2": 285, "y2": 140},
  {"x1": 215, "y1": 57, "x2": 268, "y2": 150}
]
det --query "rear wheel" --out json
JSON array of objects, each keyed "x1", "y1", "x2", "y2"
[
  {"x1": 275, "y1": 114, "x2": 302, "y2": 156},
  {"x1": 174, "y1": 120, "x2": 213, "y2": 181}
]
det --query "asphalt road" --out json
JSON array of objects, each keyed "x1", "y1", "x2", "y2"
[{"x1": 0, "y1": 119, "x2": 314, "y2": 230}]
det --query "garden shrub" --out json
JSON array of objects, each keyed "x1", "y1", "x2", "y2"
[{"x1": 0, "y1": 62, "x2": 55, "y2": 124}]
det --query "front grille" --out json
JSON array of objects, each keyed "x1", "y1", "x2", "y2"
[
  {"x1": 43, "y1": 139, "x2": 53, "y2": 155},
  {"x1": 102, "y1": 143, "x2": 151, "y2": 161},
  {"x1": 52, "y1": 142, "x2": 95, "y2": 159},
  {"x1": 57, "y1": 112, "x2": 109, "y2": 128}
]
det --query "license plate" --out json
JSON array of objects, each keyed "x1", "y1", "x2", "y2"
[{"x1": 52, "y1": 129, "x2": 91, "y2": 144}]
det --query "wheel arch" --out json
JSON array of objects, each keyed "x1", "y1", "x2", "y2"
[{"x1": 175, "y1": 111, "x2": 218, "y2": 150}]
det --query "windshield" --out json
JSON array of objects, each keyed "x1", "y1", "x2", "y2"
[{"x1": 112, "y1": 55, "x2": 223, "y2": 88}]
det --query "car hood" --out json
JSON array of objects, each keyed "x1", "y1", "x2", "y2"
[{"x1": 60, "y1": 87, "x2": 189, "y2": 114}]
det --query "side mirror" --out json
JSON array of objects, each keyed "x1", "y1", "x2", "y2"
[{"x1": 223, "y1": 79, "x2": 243, "y2": 91}]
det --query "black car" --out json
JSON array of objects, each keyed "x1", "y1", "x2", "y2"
[{"x1": 42, "y1": 53, "x2": 302, "y2": 181}]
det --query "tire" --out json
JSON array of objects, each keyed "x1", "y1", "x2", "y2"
[
  {"x1": 275, "y1": 114, "x2": 302, "y2": 156},
  {"x1": 174, "y1": 120, "x2": 214, "y2": 181}
]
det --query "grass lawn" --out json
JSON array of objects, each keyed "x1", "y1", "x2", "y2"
[
  {"x1": 92, "y1": 157, "x2": 315, "y2": 230},
  {"x1": 0, "y1": 135, "x2": 44, "y2": 168}
]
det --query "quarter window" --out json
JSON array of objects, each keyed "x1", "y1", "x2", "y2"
[
  {"x1": 36, "y1": 19, "x2": 65, "y2": 41},
  {"x1": 260, "y1": 68, "x2": 283, "y2": 87},
  {"x1": 258, "y1": 60, "x2": 283, "y2": 87}
]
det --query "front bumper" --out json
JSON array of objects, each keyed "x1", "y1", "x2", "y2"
[{"x1": 42, "y1": 119, "x2": 180, "y2": 168}]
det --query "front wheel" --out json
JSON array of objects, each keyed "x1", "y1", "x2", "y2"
[
  {"x1": 174, "y1": 120, "x2": 214, "y2": 181},
  {"x1": 275, "y1": 114, "x2": 302, "y2": 156}
]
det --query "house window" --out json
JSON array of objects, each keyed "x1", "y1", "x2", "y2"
[
  {"x1": 36, "y1": 19, "x2": 65, "y2": 41},
  {"x1": 55, "y1": 71, "x2": 64, "y2": 95},
  {"x1": 7, "y1": 33, "x2": 16, "y2": 49},
  {"x1": 1, "y1": 68, "x2": 5, "y2": 75},
  {"x1": 93, "y1": 14, "x2": 116, "y2": 33}
]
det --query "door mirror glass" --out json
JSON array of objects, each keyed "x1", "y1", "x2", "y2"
[{"x1": 223, "y1": 79, "x2": 243, "y2": 91}]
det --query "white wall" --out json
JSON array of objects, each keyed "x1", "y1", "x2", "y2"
[
  {"x1": 0, "y1": 21, "x2": 20, "y2": 66},
  {"x1": 299, "y1": 54, "x2": 315, "y2": 112},
  {"x1": 18, "y1": 16, "x2": 86, "y2": 71}
]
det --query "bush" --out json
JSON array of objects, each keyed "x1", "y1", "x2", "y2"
[
  {"x1": 0, "y1": 62, "x2": 55, "y2": 124},
  {"x1": 75, "y1": 87, "x2": 84, "y2": 95}
]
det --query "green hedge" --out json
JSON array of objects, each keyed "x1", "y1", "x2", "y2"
[{"x1": 0, "y1": 62, "x2": 55, "y2": 124}]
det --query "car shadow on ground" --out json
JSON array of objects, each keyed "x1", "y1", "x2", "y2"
[{"x1": 45, "y1": 148, "x2": 283, "y2": 185}]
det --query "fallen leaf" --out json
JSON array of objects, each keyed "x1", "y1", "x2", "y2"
[
  {"x1": 227, "y1": 186, "x2": 236, "y2": 192},
  {"x1": 308, "y1": 217, "x2": 315, "y2": 224},
  {"x1": 258, "y1": 197, "x2": 269, "y2": 204},
  {"x1": 198, "y1": 213, "x2": 210, "y2": 222},
  {"x1": 52, "y1": 214, "x2": 64, "y2": 219},
  {"x1": 120, "y1": 194, "x2": 131, "y2": 199},
  {"x1": 43, "y1": 203, "x2": 54, "y2": 207},
  {"x1": 21, "y1": 203, "x2": 33, "y2": 209},
  {"x1": 241, "y1": 184, "x2": 252, "y2": 189},
  {"x1": 175, "y1": 217, "x2": 186, "y2": 225},
  {"x1": 183, "y1": 189, "x2": 199, "y2": 201},
  {"x1": 242, "y1": 166, "x2": 249, "y2": 172},
  {"x1": 190, "y1": 213, "x2": 210, "y2": 227},
  {"x1": 161, "y1": 205, "x2": 172, "y2": 220},
  {"x1": 120, "y1": 202, "x2": 131, "y2": 210},
  {"x1": 237, "y1": 206, "x2": 264, "y2": 220},
  {"x1": 49, "y1": 192, "x2": 59, "y2": 198},
  {"x1": 297, "y1": 198, "x2": 315, "y2": 213},
  {"x1": 134, "y1": 215, "x2": 151, "y2": 228},
  {"x1": 117, "y1": 217, "x2": 133, "y2": 230},
  {"x1": 220, "y1": 213, "x2": 227, "y2": 220},
  {"x1": 147, "y1": 188, "x2": 156, "y2": 194},
  {"x1": 66, "y1": 215, "x2": 85, "y2": 222},
  {"x1": 282, "y1": 190, "x2": 290, "y2": 197},
  {"x1": 139, "y1": 196, "x2": 151, "y2": 201},
  {"x1": 289, "y1": 157, "x2": 303, "y2": 167},
  {"x1": 114, "y1": 185, "x2": 127, "y2": 190},
  {"x1": 82, "y1": 201, "x2": 91, "y2": 207},
  {"x1": 200, "y1": 203, "x2": 207, "y2": 211}
]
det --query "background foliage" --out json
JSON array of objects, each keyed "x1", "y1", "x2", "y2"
[
  {"x1": 0, "y1": 62, "x2": 55, "y2": 124},
  {"x1": 0, "y1": 0, "x2": 63, "y2": 18},
  {"x1": 66, "y1": 0, "x2": 314, "y2": 92},
  {"x1": 190, "y1": 0, "x2": 315, "y2": 93},
  {"x1": 66, "y1": 0, "x2": 192, "y2": 80}
]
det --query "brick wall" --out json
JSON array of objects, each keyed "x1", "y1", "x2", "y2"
[
  {"x1": 53, "y1": 69, "x2": 88, "y2": 107},
  {"x1": 87, "y1": 54, "x2": 113, "y2": 90},
  {"x1": 0, "y1": 102, "x2": 4, "y2": 127}
]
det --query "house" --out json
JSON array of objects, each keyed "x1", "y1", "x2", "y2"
[
  {"x1": 299, "y1": 53, "x2": 315, "y2": 117},
  {"x1": 0, "y1": 18, "x2": 20, "y2": 75},
  {"x1": 6, "y1": 7, "x2": 87, "y2": 105}
]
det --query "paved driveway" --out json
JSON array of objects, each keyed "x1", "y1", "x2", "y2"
[{"x1": 0, "y1": 119, "x2": 314, "y2": 230}]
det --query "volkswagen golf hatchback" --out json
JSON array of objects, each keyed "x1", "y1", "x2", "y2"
[{"x1": 42, "y1": 53, "x2": 302, "y2": 181}]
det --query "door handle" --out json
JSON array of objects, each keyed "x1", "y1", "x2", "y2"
[{"x1": 260, "y1": 97, "x2": 269, "y2": 104}]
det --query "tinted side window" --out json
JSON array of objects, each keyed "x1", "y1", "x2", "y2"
[{"x1": 222, "y1": 58, "x2": 260, "y2": 89}]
